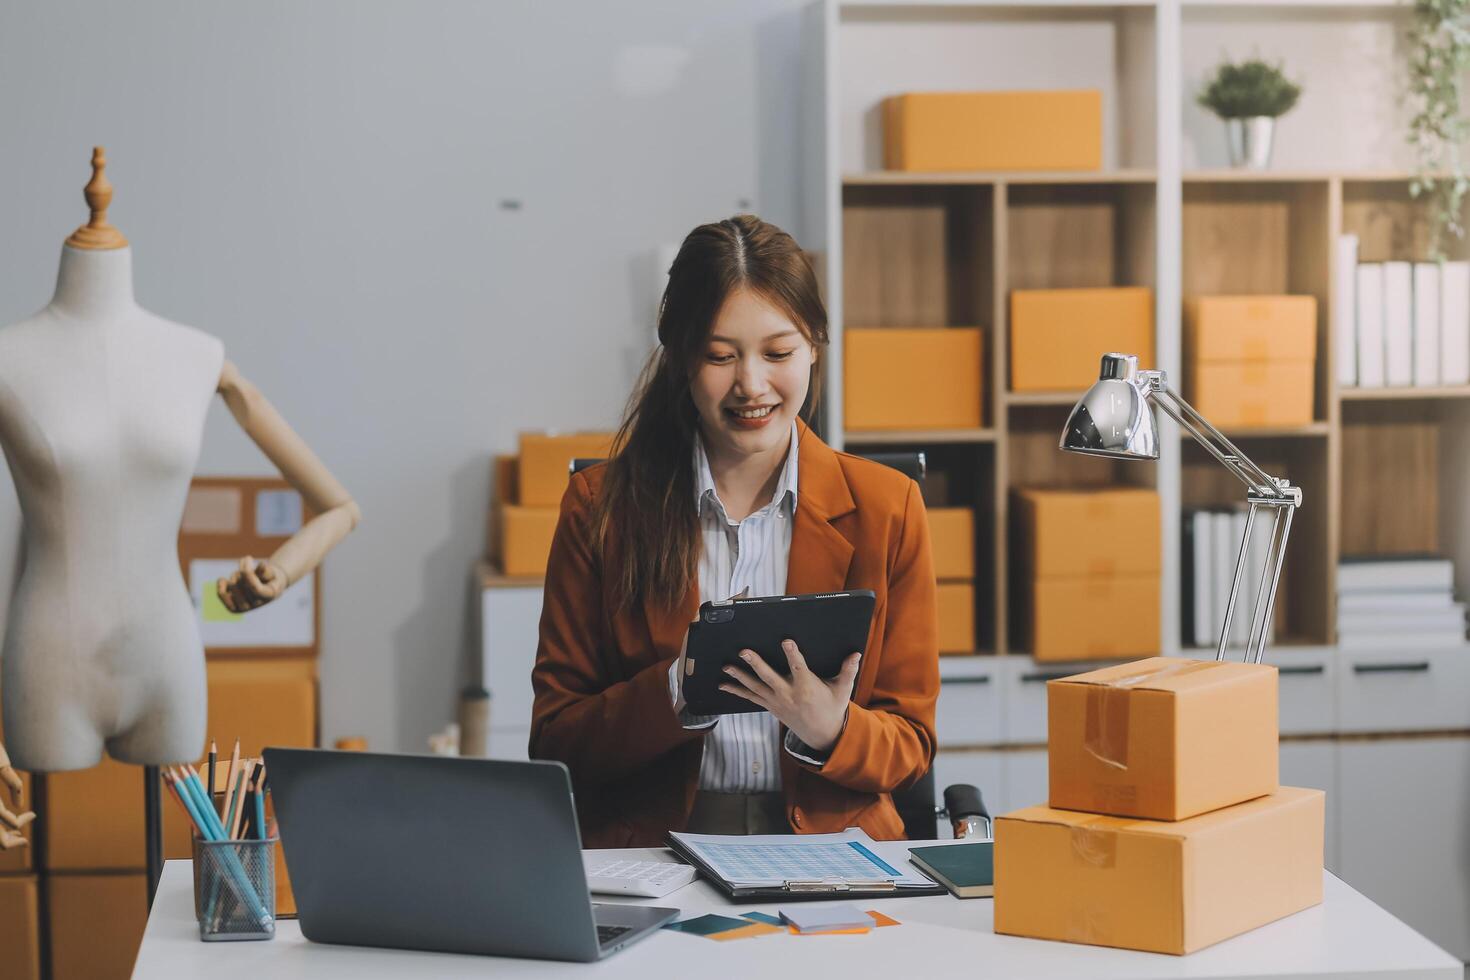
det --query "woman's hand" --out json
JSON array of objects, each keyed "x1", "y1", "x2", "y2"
[
  {"x1": 720, "y1": 640, "x2": 861, "y2": 754},
  {"x1": 216, "y1": 556, "x2": 289, "y2": 613}
]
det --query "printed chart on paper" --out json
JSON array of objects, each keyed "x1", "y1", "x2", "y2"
[{"x1": 670, "y1": 829, "x2": 934, "y2": 887}]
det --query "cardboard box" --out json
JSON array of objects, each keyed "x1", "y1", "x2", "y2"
[
  {"x1": 1010, "y1": 287, "x2": 1153, "y2": 392},
  {"x1": 1190, "y1": 362, "x2": 1316, "y2": 429},
  {"x1": 493, "y1": 504, "x2": 560, "y2": 578},
  {"x1": 486, "y1": 453, "x2": 520, "y2": 556},
  {"x1": 48, "y1": 872, "x2": 148, "y2": 980},
  {"x1": 845, "y1": 328, "x2": 984, "y2": 430},
  {"x1": 1186, "y1": 296, "x2": 1317, "y2": 428},
  {"x1": 927, "y1": 507, "x2": 975, "y2": 580},
  {"x1": 1015, "y1": 488, "x2": 1160, "y2": 578},
  {"x1": 1048, "y1": 657, "x2": 1278, "y2": 820},
  {"x1": 937, "y1": 582, "x2": 976, "y2": 654},
  {"x1": 883, "y1": 91, "x2": 1102, "y2": 172},
  {"x1": 518, "y1": 433, "x2": 615, "y2": 507},
  {"x1": 0, "y1": 875, "x2": 39, "y2": 980},
  {"x1": 995, "y1": 787, "x2": 1324, "y2": 955},
  {"x1": 1030, "y1": 575, "x2": 1160, "y2": 661}
]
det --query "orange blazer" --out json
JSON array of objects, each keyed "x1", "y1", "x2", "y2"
[{"x1": 529, "y1": 423, "x2": 939, "y2": 847}]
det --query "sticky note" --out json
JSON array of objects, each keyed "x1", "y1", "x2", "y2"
[
  {"x1": 202, "y1": 582, "x2": 242, "y2": 623},
  {"x1": 663, "y1": 914, "x2": 752, "y2": 937}
]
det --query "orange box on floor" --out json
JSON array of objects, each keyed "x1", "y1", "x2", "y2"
[
  {"x1": 994, "y1": 787, "x2": 1324, "y2": 955},
  {"x1": 937, "y1": 582, "x2": 976, "y2": 654},
  {"x1": 1030, "y1": 576, "x2": 1160, "y2": 662},
  {"x1": 0, "y1": 874, "x2": 40, "y2": 980},
  {"x1": 883, "y1": 91, "x2": 1102, "y2": 172},
  {"x1": 1047, "y1": 657, "x2": 1278, "y2": 820},
  {"x1": 1010, "y1": 287, "x2": 1153, "y2": 392},
  {"x1": 926, "y1": 507, "x2": 975, "y2": 580},
  {"x1": 517, "y1": 432, "x2": 616, "y2": 507},
  {"x1": 48, "y1": 872, "x2": 148, "y2": 980},
  {"x1": 493, "y1": 504, "x2": 560, "y2": 578},
  {"x1": 1015, "y1": 488, "x2": 1160, "y2": 578},
  {"x1": 1186, "y1": 296, "x2": 1317, "y2": 428},
  {"x1": 845, "y1": 328, "x2": 984, "y2": 430}
]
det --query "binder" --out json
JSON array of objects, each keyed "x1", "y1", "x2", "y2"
[
  {"x1": 666, "y1": 829, "x2": 946, "y2": 901},
  {"x1": 1335, "y1": 234, "x2": 1359, "y2": 387},
  {"x1": 1357, "y1": 264, "x2": 1386, "y2": 387},
  {"x1": 1384, "y1": 261, "x2": 1413, "y2": 387},
  {"x1": 1413, "y1": 262, "x2": 1442, "y2": 387}
]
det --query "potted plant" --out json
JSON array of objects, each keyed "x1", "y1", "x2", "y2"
[
  {"x1": 1197, "y1": 58, "x2": 1303, "y2": 169},
  {"x1": 1408, "y1": 0, "x2": 1470, "y2": 259}
]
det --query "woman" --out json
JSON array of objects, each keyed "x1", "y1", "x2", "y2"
[{"x1": 530, "y1": 215, "x2": 938, "y2": 847}]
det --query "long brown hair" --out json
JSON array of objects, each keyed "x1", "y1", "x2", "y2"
[{"x1": 592, "y1": 215, "x2": 829, "y2": 612}]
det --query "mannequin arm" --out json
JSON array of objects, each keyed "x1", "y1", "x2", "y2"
[
  {"x1": 0, "y1": 742, "x2": 34, "y2": 849},
  {"x1": 215, "y1": 360, "x2": 361, "y2": 613}
]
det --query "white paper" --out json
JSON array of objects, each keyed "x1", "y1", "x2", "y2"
[
  {"x1": 255, "y1": 490, "x2": 303, "y2": 536},
  {"x1": 1357, "y1": 264, "x2": 1386, "y2": 387},
  {"x1": 669, "y1": 829, "x2": 935, "y2": 888},
  {"x1": 1413, "y1": 262, "x2": 1442, "y2": 387},
  {"x1": 1335, "y1": 234, "x2": 1359, "y2": 387},
  {"x1": 1384, "y1": 261, "x2": 1414, "y2": 387},
  {"x1": 1441, "y1": 261, "x2": 1470, "y2": 385},
  {"x1": 191, "y1": 559, "x2": 315, "y2": 648}
]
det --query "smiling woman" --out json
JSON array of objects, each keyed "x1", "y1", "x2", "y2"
[{"x1": 529, "y1": 215, "x2": 939, "y2": 846}]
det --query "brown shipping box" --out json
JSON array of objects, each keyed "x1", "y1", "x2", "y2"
[
  {"x1": 1010, "y1": 288, "x2": 1153, "y2": 392},
  {"x1": 494, "y1": 504, "x2": 560, "y2": 578},
  {"x1": 1015, "y1": 488, "x2": 1160, "y2": 578},
  {"x1": 883, "y1": 91, "x2": 1102, "y2": 172},
  {"x1": 995, "y1": 787, "x2": 1324, "y2": 955},
  {"x1": 1048, "y1": 657, "x2": 1278, "y2": 820},
  {"x1": 48, "y1": 872, "x2": 149, "y2": 980},
  {"x1": 1186, "y1": 296, "x2": 1317, "y2": 428},
  {"x1": 0, "y1": 875, "x2": 40, "y2": 980},
  {"x1": 1031, "y1": 575, "x2": 1160, "y2": 662},
  {"x1": 518, "y1": 432, "x2": 615, "y2": 507},
  {"x1": 845, "y1": 328, "x2": 984, "y2": 430},
  {"x1": 937, "y1": 582, "x2": 976, "y2": 655},
  {"x1": 926, "y1": 507, "x2": 975, "y2": 580}
]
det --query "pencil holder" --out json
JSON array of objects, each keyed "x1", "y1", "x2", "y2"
[{"x1": 191, "y1": 827, "x2": 278, "y2": 941}]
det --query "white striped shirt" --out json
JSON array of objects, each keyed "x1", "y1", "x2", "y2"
[{"x1": 667, "y1": 421, "x2": 827, "y2": 792}]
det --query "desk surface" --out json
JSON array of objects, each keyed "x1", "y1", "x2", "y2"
[{"x1": 133, "y1": 851, "x2": 1461, "y2": 979}]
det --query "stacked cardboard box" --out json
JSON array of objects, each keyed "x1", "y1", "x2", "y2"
[
  {"x1": 844, "y1": 329, "x2": 984, "y2": 431},
  {"x1": 34, "y1": 478, "x2": 322, "y2": 979},
  {"x1": 995, "y1": 658, "x2": 1324, "y2": 955},
  {"x1": 489, "y1": 433, "x2": 615, "y2": 578},
  {"x1": 1185, "y1": 296, "x2": 1317, "y2": 428},
  {"x1": 928, "y1": 507, "x2": 977, "y2": 654},
  {"x1": 882, "y1": 91, "x2": 1102, "y2": 172},
  {"x1": 1010, "y1": 288, "x2": 1153, "y2": 393},
  {"x1": 1014, "y1": 488, "x2": 1160, "y2": 661}
]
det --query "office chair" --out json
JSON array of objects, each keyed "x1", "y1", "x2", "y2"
[{"x1": 566, "y1": 450, "x2": 987, "y2": 841}]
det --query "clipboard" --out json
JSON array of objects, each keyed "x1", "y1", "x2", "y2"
[{"x1": 666, "y1": 830, "x2": 945, "y2": 901}]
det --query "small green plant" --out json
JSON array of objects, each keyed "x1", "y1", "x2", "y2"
[
  {"x1": 1197, "y1": 59, "x2": 1302, "y2": 120},
  {"x1": 1408, "y1": 0, "x2": 1470, "y2": 259}
]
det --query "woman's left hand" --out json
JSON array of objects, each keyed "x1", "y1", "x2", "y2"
[{"x1": 721, "y1": 640, "x2": 861, "y2": 754}]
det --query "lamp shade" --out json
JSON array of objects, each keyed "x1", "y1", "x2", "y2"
[{"x1": 1059, "y1": 353, "x2": 1158, "y2": 460}]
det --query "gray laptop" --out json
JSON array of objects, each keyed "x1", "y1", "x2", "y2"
[{"x1": 263, "y1": 748, "x2": 679, "y2": 962}]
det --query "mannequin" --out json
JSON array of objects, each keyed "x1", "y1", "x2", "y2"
[{"x1": 0, "y1": 148, "x2": 360, "y2": 780}]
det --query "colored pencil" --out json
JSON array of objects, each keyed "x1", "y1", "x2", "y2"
[
  {"x1": 207, "y1": 739, "x2": 217, "y2": 808},
  {"x1": 230, "y1": 762, "x2": 255, "y2": 840},
  {"x1": 221, "y1": 739, "x2": 241, "y2": 820},
  {"x1": 253, "y1": 768, "x2": 267, "y2": 840}
]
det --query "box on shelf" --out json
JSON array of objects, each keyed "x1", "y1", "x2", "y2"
[
  {"x1": 517, "y1": 432, "x2": 615, "y2": 508},
  {"x1": 1010, "y1": 288, "x2": 1153, "y2": 393},
  {"x1": 486, "y1": 453, "x2": 520, "y2": 556},
  {"x1": 1185, "y1": 296, "x2": 1317, "y2": 428},
  {"x1": 994, "y1": 787, "x2": 1323, "y2": 955},
  {"x1": 0, "y1": 874, "x2": 39, "y2": 980},
  {"x1": 937, "y1": 582, "x2": 976, "y2": 655},
  {"x1": 47, "y1": 872, "x2": 148, "y2": 980},
  {"x1": 1047, "y1": 657, "x2": 1278, "y2": 820},
  {"x1": 1015, "y1": 488, "x2": 1160, "y2": 579},
  {"x1": 882, "y1": 90, "x2": 1102, "y2": 172},
  {"x1": 845, "y1": 328, "x2": 984, "y2": 430},
  {"x1": 492, "y1": 504, "x2": 560, "y2": 578},
  {"x1": 927, "y1": 507, "x2": 975, "y2": 580},
  {"x1": 1030, "y1": 575, "x2": 1160, "y2": 661}
]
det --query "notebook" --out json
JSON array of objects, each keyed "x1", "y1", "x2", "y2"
[{"x1": 907, "y1": 841, "x2": 994, "y2": 899}]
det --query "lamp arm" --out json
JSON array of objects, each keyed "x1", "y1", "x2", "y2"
[{"x1": 1142, "y1": 377, "x2": 1290, "y2": 499}]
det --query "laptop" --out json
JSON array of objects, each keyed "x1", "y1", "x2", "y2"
[{"x1": 263, "y1": 748, "x2": 679, "y2": 962}]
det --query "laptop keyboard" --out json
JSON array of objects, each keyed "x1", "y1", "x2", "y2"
[{"x1": 597, "y1": 924, "x2": 634, "y2": 946}]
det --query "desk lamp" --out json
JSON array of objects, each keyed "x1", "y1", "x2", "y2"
[{"x1": 1058, "y1": 353, "x2": 1302, "y2": 664}]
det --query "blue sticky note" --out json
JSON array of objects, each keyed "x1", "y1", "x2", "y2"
[
  {"x1": 741, "y1": 912, "x2": 784, "y2": 926},
  {"x1": 663, "y1": 914, "x2": 752, "y2": 937}
]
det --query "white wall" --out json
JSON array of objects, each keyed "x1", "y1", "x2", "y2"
[{"x1": 0, "y1": 0, "x2": 812, "y2": 752}]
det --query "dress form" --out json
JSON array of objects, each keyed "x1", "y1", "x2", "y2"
[{"x1": 0, "y1": 148, "x2": 360, "y2": 778}]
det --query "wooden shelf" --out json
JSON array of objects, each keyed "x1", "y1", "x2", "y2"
[
  {"x1": 844, "y1": 170, "x2": 1156, "y2": 187},
  {"x1": 1340, "y1": 386, "x2": 1470, "y2": 402},
  {"x1": 1185, "y1": 421, "x2": 1332, "y2": 438},
  {"x1": 1184, "y1": 170, "x2": 1434, "y2": 184},
  {"x1": 1005, "y1": 390, "x2": 1084, "y2": 407},
  {"x1": 844, "y1": 427, "x2": 997, "y2": 445}
]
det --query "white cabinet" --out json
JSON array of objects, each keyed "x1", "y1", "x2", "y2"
[
  {"x1": 999, "y1": 658, "x2": 1083, "y2": 745},
  {"x1": 935, "y1": 657, "x2": 1003, "y2": 747},
  {"x1": 1274, "y1": 647, "x2": 1338, "y2": 736},
  {"x1": 1337, "y1": 646, "x2": 1470, "y2": 734},
  {"x1": 931, "y1": 750, "x2": 1003, "y2": 839},
  {"x1": 1278, "y1": 740, "x2": 1339, "y2": 872},
  {"x1": 999, "y1": 749, "x2": 1049, "y2": 818},
  {"x1": 1337, "y1": 736, "x2": 1470, "y2": 961},
  {"x1": 480, "y1": 585, "x2": 543, "y2": 758}
]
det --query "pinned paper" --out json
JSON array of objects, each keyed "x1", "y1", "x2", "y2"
[
  {"x1": 201, "y1": 584, "x2": 242, "y2": 623},
  {"x1": 181, "y1": 487, "x2": 242, "y2": 534},
  {"x1": 190, "y1": 559, "x2": 314, "y2": 647},
  {"x1": 255, "y1": 490, "x2": 303, "y2": 536}
]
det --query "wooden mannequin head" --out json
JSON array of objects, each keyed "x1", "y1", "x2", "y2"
[{"x1": 64, "y1": 146, "x2": 128, "y2": 251}]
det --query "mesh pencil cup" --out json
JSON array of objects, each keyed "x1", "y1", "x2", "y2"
[{"x1": 191, "y1": 827, "x2": 278, "y2": 941}]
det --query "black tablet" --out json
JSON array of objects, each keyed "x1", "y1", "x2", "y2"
[{"x1": 681, "y1": 590, "x2": 877, "y2": 716}]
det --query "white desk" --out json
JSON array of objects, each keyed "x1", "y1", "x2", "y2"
[{"x1": 132, "y1": 850, "x2": 1462, "y2": 979}]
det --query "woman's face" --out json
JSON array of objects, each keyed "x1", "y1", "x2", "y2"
[{"x1": 690, "y1": 287, "x2": 815, "y2": 462}]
